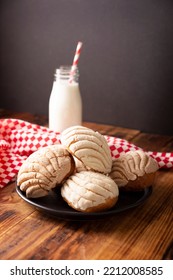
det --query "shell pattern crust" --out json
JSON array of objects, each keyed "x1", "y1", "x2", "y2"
[
  {"x1": 61, "y1": 125, "x2": 112, "y2": 174},
  {"x1": 17, "y1": 144, "x2": 75, "y2": 198},
  {"x1": 61, "y1": 171, "x2": 119, "y2": 212},
  {"x1": 110, "y1": 150, "x2": 159, "y2": 189}
]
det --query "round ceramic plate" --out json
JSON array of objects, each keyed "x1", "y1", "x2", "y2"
[{"x1": 16, "y1": 185, "x2": 152, "y2": 221}]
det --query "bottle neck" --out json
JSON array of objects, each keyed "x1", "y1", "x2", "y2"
[{"x1": 54, "y1": 65, "x2": 79, "y2": 84}]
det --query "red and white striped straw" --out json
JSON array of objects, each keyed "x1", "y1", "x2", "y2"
[{"x1": 69, "y1": 41, "x2": 83, "y2": 83}]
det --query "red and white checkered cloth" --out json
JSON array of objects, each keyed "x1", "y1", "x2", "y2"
[{"x1": 0, "y1": 118, "x2": 173, "y2": 188}]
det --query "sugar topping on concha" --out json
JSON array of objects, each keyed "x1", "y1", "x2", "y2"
[
  {"x1": 110, "y1": 150, "x2": 159, "y2": 188},
  {"x1": 17, "y1": 144, "x2": 75, "y2": 198},
  {"x1": 61, "y1": 125, "x2": 112, "y2": 174},
  {"x1": 61, "y1": 171, "x2": 119, "y2": 212}
]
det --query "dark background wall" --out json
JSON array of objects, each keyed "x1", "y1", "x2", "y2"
[{"x1": 0, "y1": 0, "x2": 173, "y2": 134}]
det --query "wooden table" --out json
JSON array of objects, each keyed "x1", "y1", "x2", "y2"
[{"x1": 0, "y1": 111, "x2": 173, "y2": 260}]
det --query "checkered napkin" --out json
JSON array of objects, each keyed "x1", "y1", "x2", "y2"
[{"x1": 0, "y1": 118, "x2": 173, "y2": 188}]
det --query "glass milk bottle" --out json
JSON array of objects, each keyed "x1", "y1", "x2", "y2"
[{"x1": 49, "y1": 65, "x2": 82, "y2": 132}]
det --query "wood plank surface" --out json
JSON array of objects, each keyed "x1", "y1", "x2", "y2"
[{"x1": 0, "y1": 111, "x2": 173, "y2": 260}]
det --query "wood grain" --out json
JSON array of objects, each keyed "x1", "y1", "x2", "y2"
[
  {"x1": 0, "y1": 111, "x2": 173, "y2": 260},
  {"x1": 0, "y1": 183, "x2": 35, "y2": 235}
]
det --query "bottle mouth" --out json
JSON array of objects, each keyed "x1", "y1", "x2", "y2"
[{"x1": 54, "y1": 66, "x2": 79, "y2": 83}]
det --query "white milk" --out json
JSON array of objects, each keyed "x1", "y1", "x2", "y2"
[{"x1": 48, "y1": 66, "x2": 82, "y2": 132}]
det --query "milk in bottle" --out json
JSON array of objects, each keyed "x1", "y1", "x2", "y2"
[{"x1": 49, "y1": 66, "x2": 82, "y2": 132}]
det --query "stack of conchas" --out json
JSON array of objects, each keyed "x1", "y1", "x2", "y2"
[
  {"x1": 60, "y1": 126, "x2": 118, "y2": 212},
  {"x1": 17, "y1": 125, "x2": 159, "y2": 212}
]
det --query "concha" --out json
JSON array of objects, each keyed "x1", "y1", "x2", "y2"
[
  {"x1": 61, "y1": 125, "x2": 112, "y2": 174},
  {"x1": 110, "y1": 150, "x2": 159, "y2": 190},
  {"x1": 61, "y1": 171, "x2": 119, "y2": 212},
  {"x1": 17, "y1": 144, "x2": 75, "y2": 198}
]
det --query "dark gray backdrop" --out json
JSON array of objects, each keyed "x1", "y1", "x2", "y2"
[{"x1": 1, "y1": 0, "x2": 173, "y2": 134}]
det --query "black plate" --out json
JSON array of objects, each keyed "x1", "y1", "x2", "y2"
[{"x1": 16, "y1": 185, "x2": 152, "y2": 221}]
